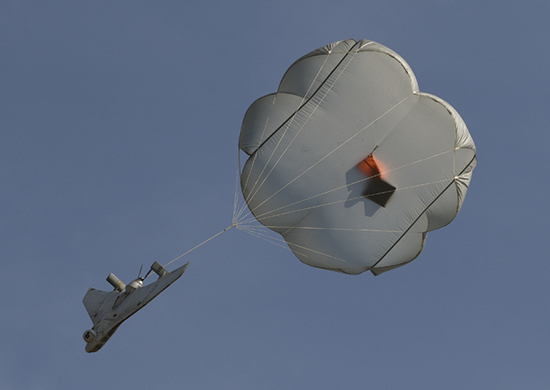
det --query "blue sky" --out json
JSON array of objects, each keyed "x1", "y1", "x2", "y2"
[{"x1": 1, "y1": 1, "x2": 549, "y2": 389}]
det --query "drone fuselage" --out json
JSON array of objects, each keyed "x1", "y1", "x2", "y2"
[{"x1": 83, "y1": 262, "x2": 189, "y2": 353}]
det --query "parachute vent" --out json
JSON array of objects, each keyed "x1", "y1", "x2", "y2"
[{"x1": 357, "y1": 155, "x2": 396, "y2": 207}]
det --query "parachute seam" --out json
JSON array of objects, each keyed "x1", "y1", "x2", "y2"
[
  {"x1": 241, "y1": 42, "x2": 364, "y2": 213},
  {"x1": 244, "y1": 42, "x2": 362, "y2": 160},
  {"x1": 276, "y1": 39, "x2": 366, "y2": 93},
  {"x1": 241, "y1": 54, "x2": 333, "y2": 202},
  {"x1": 241, "y1": 43, "x2": 420, "y2": 223},
  {"x1": 243, "y1": 93, "x2": 412, "y2": 223},
  {"x1": 370, "y1": 153, "x2": 477, "y2": 271}
]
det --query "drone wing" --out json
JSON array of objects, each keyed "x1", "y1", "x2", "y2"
[
  {"x1": 117, "y1": 262, "x2": 190, "y2": 317},
  {"x1": 83, "y1": 288, "x2": 113, "y2": 326}
]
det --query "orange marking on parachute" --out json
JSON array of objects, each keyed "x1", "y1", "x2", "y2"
[
  {"x1": 357, "y1": 154, "x2": 388, "y2": 178},
  {"x1": 357, "y1": 154, "x2": 396, "y2": 207}
]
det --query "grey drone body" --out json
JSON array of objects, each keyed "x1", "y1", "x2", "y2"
[{"x1": 82, "y1": 261, "x2": 189, "y2": 353}]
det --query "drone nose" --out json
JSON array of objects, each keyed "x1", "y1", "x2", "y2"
[{"x1": 83, "y1": 329, "x2": 97, "y2": 343}]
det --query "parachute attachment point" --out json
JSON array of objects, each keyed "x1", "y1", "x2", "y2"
[{"x1": 357, "y1": 155, "x2": 396, "y2": 207}]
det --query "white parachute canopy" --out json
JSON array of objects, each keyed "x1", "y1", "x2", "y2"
[{"x1": 238, "y1": 39, "x2": 476, "y2": 275}]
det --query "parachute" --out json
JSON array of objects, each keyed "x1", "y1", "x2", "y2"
[{"x1": 237, "y1": 39, "x2": 476, "y2": 275}]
